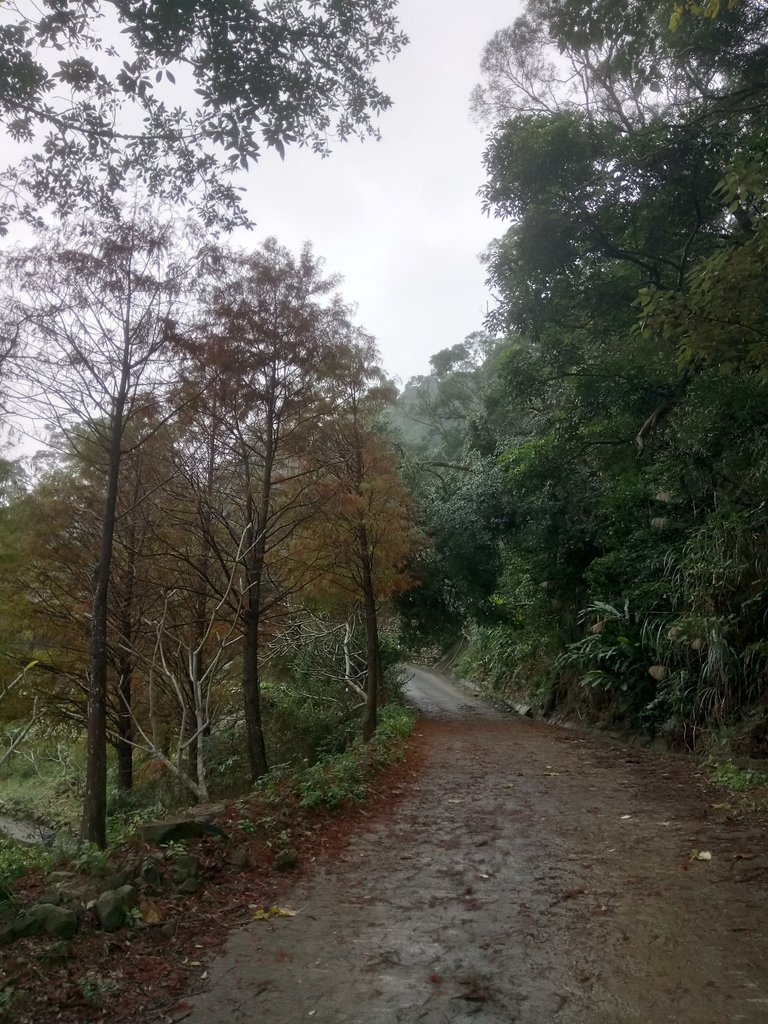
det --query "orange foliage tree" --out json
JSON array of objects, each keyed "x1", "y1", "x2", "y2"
[{"x1": 302, "y1": 339, "x2": 424, "y2": 739}]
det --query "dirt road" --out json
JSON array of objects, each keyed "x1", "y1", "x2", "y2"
[{"x1": 184, "y1": 667, "x2": 768, "y2": 1023}]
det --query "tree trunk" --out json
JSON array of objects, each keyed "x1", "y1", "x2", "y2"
[
  {"x1": 186, "y1": 727, "x2": 199, "y2": 786},
  {"x1": 186, "y1": 434, "x2": 216, "y2": 789},
  {"x1": 81, "y1": 418, "x2": 124, "y2": 847},
  {"x1": 81, "y1": 287, "x2": 132, "y2": 848},
  {"x1": 115, "y1": 464, "x2": 140, "y2": 793},
  {"x1": 242, "y1": 605, "x2": 269, "y2": 779},
  {"x1": 240, "y1": 375, "x2": 276, "y2": 782},
  {"x1": 360, "y1": 527, "x2": 381, "y2": 743},
  {"x1": 116, "y1": 666, "x2": 133, "y2": 791}
]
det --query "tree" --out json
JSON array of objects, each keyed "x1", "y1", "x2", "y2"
[
  {"x1": 189, "y1": 238, "x2": 362, "y2": 780},
  {"x1": 0, "y1": 213, "x2": 193, "y2": 846},
  {"x1": 0, "y1": 1, "x2": 407, "y2": 228},
  {"x1": 309, "y1": 339, "x2": 419, "y2": 739},
  {"x1": 392, "y1": 332, "x2": 496, "y2": 461}
]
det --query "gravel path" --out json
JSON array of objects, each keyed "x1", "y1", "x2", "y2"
[{"x1": 183, "y1": 670, "x2": 768, "y2": 1024}]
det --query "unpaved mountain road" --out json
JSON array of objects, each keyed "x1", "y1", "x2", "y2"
[{"x1": 183, "y1": 667, "x2": 768, "y2": 1024}]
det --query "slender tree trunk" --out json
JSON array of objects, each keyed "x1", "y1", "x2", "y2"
[
  {"x1": 186, "y1": 726, "x2": 199, "y2": 785},
  {"x1": 116, "y1": 664, "x2": 133, "y2": 791},
  {"x1": 192, "y1": 655, "x2": 209, "y2": 802},
  {"x1": 81, "y1": 412, "x2": 125, "y2": 847},
  {"x1": 359, "y1": 527, "x2": 381, "y2": 742},
  {"x1": 242, "y1": 603, "x2": 269, "y2": 779},
  {"x1": 187, "y1": 428, "x2": 216, "y2": 787},
  {"x1": 115, "y1": 459, "x2": 142, "y2": 792},
  {"x1": 81, "y1": 282, "x2": 133, "y2": 848},
  {"x1": 240, "y1": 371, "x2": 276, "y2": 781}
]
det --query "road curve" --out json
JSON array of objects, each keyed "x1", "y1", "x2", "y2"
[{"x1": 403, "y1": 663, "x2": 503, "y2": 720}]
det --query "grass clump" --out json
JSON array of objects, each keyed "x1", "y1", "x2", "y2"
[
  {"x1": 709, "y1": 760, "x2": 768, "y2": 792},
  {"x1": 0, "y1": 835, "x2": 53, "y2": 906}
]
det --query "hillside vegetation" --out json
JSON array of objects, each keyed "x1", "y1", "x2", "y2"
[{"x1": 395, "y1": 0, "x2": 768, "y2": 756}]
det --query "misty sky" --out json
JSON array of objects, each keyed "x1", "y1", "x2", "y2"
[{"x1": 232, "y1": 0, "x2": 523, "y2": 385}]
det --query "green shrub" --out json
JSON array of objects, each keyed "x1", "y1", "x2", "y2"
[
  {"x1": 456, "y1": 621, "x2": 555, "y2": 700},
  {"x1": 709, "y1": 761, "x2": 768, "y2": 792},
  {"x1": 295, "y1": 703, "x2": 414, "y2": 810},
  {"x1": 0, "y1": 836, "x2": 53, "y2": 906},
  {"x1": 252, "y1": 703, "x2": 415, "y2": 813}
]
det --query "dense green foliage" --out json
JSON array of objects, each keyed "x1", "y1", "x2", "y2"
[{"x1": 399, "y1": 0, "x2": 768, "y2": 752}]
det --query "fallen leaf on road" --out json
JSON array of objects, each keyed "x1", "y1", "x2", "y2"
[
  {"x1": 549, "y1": 888, "x2": 586, "y2": 907},
  {"x1": 140, "y1": 900, "x2": 163, "y2": 925},
  {"x1": 690, "y1": 850, "x2": 712, "y2": 862},
  {"x1": 253, "y1": 907, "x2": 298, "y2": 921},
  {"x1": 166, "y1": 1003, "x2": 192, "y2": 1023},
  {"x1": 732, "y1": 853, "x2": 755, "y2": 861},
  {"x1": 711, "y1": 802, "x2": 732, "y2": 810},
  {"x1": 620, "y1": 814, "x2": 632, "y2": 820},
  {"x1": 544, "y1": 772, "x2": 560, "y2": 777}
]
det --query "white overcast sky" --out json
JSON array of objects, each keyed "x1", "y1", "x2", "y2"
[{"x1": 232, "y1": 0, "x2": 523, "y2": 385}]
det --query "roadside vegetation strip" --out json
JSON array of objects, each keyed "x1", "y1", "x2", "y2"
[
  {"x1": 706, "y1": 759, "x2": 768, "y2": 816},
  {"x1": 263, "y1": 703, "x2": 416, "y2": 811},
  {"x1": 0, "y1": 704, "x2": 417, "y2": 1024}
]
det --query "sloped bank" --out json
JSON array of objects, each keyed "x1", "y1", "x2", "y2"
[{"x1": 0, "y1": 705, "x2": 415, "y2": 1023}]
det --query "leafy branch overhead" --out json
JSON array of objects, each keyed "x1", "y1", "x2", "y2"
[{"x1": 0, "y1": 0, "x2": 408, "y2": 228}]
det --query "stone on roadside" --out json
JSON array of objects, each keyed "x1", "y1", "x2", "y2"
[
  {"x1": 95, "y1": 884, "x2": 138, "y2": 932},
  {"x1": 42, "y1": 886, "x2": 66, "y2": 906},
  {"x1": 12, "y1": 913, "x2": 41, "y2": 939},
  {"x1": 95, "y1": 892, "x2": 126, "y2": 932},
  {"x1": 138, "y1": 899, "x2": 164, "y2": 925},
  {"x1": 140, "y1": 816, "x2": 224, "y2": 845},
  {"x1": 176, "y1": 876, "x2": 200, "y2": 895},
  {"x1": 41, "y1": 906, "x2": 78, "y2": 939},
  {"x1": 22, "y1": 903, "x2": 79, "y2": 939},
  {"x1": 28, "y1": 903, "x2": 60, "y2": 923},
  {"x1": 48, "y1": 870, "x2": 75, "y2": 884},
  {"x1": 114, "y1": 883, "x2": 138, "y2": 908},
  {"x1": 230, "y1": 846, "x2": 251, "y2": 870},
  {"x1": 102, "y1": 870, "x2": 130, "y2": 891},
  {"x1": 172, "y1": 854, "x2": 200, "y2": 882},
  {"x1": 139, "y1": 859, "x2": 162, "y2": 888},
  {"x1": 273, "y1": 848, "x2": 299, "y2": 872}
]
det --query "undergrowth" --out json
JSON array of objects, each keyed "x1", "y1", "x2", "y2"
[
  {"x1": 254, "y1": 703, "x2": 415, "y2": 812},
  {"x1": 709, "y1": 760, "x2": 768, "y2": 792},
  {"x1": 0, "y1": 836, "x2": 53, "y2": 907}
]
